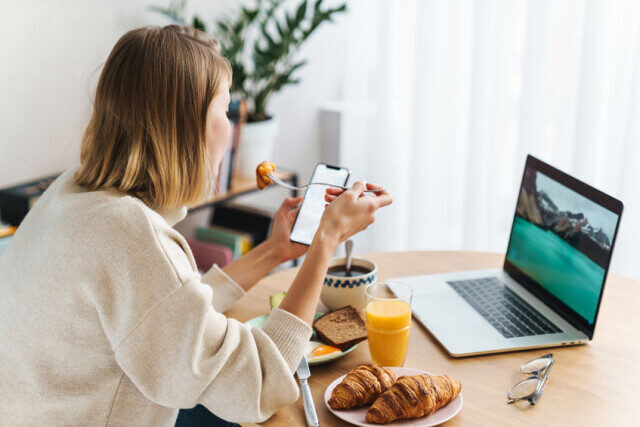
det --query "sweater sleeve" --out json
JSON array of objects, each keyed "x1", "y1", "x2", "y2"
[
  {"x1": 113, "y1": 282, "x2": 311, "y2": 422},
  {"x1": 92, "y1": 200, "x2": 312, "y2": 423},
  {"x1": 201, "y1": 264, "x2": 245, "y2": 313}
]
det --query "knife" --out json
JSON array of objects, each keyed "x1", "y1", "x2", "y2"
[{"x1": 296, "y1": 357, "x2": 319, "y2": 427}]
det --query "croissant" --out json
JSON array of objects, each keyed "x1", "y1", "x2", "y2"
[
  {"x1": 328, "y1": 365, "x2": 397, "y2": 410},
  {"x1": 365, "y1": 374, "x2": 461, "y2": 424}
]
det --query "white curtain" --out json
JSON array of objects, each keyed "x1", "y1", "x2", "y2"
[{"x1": 340, "y1": 0, "x2": 640, "y2": 280}]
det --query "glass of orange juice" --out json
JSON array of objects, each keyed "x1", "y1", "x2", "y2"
[{"x1": 364, "y1": 281, "x2": 413, "y2": 367}]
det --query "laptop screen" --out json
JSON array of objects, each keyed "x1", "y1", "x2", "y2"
[{"x1": 505, "y1": 159, "x2": 621, "y2": 328}]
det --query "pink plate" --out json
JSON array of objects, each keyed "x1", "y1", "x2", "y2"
[{"x1": 324, "y1": 367, "x2": 463, "y2": 426}]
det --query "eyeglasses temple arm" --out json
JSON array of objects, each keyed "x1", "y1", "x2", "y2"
[{"x1": 531, "y1": 375, "x2": 550, "y2": 405}]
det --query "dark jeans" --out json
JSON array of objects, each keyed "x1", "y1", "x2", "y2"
[{"x1": 176, "y1": 405, "x2": 239, "y2": 427}]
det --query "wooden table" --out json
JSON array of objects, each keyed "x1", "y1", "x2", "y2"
[{"x1": 226, "y1": 251, "x2": 640, "y2": 426}]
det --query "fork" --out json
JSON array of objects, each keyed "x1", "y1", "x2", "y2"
[{"x1": 268, "y1": 173, "x2": 385, "y2": 193}]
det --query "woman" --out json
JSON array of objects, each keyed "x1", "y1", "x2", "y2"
[{"x1": 0, "y1": 26, "x2": 391, "y2": 425}]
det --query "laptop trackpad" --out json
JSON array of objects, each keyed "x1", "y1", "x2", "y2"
[
  {"x1": 412, "y1": 293, "x2": 497, "y2": 352},
  {"x1": 413, "y1": 293, "x2": 487, "y2": 328}
]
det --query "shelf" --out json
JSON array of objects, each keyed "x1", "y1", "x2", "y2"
[{"x1": 188, "y1": 169, "x2": 297, "y2": 212}]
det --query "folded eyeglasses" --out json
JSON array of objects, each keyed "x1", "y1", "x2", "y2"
[{"x1": 507, "y1": 353, "x2": 554, "y2": 405}]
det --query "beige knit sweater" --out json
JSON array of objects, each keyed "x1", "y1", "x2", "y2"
[{"x1": 0, "y1": 167, "x2": 312, "y2": 425}]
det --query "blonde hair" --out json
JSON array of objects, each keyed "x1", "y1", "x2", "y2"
[{"x1": 75, "y1": 25, "x2": 231, "y2": 210}]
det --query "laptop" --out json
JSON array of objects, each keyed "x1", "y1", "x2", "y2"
[{"x1": 392, "y1": 155, "x2": 623, "y2": 357}]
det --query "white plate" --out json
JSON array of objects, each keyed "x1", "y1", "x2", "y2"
[
  {"x1": 324, "y1": 367, "x2": 463, "y2": 426},
  {"x1": 244, "y1": 313, "x2": 358, "y2": 365}
]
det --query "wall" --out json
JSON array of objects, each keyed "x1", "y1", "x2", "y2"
[{"x1": 0, "y1": 0, "x2": 348, "y2": 188}]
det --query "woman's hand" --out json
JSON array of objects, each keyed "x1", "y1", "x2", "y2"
[
  {"x1": 278, "y1": 182, "x2": 392, "y2": 324},
  {"x1": 266, "y1": 196, "x2": 309, "y2": 262},
  {"x1": 222, "y1": 196, "x2": 306, "y2": 291},
  {"x1": 317, "y1": 182, "x2": 393, "y2": 248}
]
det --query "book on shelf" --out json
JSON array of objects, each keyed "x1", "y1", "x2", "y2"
[
  {"x1": 186, "y1": 239, "x2": 233, "y2": 271},
  {"x1": 195, "y1": 225, "x2": 253, "y2": 259}
]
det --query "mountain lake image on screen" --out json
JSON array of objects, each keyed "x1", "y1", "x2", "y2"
[{"x1": 506, "y1": 169, "x2": 618, "y2": 324}]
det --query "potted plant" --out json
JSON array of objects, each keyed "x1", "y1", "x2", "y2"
[{"x1": 150, "y1": 0, "x2": 347, "y2": 177}]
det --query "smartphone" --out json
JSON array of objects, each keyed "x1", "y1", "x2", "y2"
[{"x1": 290, "y1": 163, "x2": 350, "y2": 246}]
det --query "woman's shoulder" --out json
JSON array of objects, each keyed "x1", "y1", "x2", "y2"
[
  {"x1": 93, "y1": 195, "x2": 199, "y2": 285},
  {"x1": 48, "y1": 171, "x2": 199, "y2": 286},
  {"x1": 23, "y1": 168, "x2": 199, "y2": 287}
]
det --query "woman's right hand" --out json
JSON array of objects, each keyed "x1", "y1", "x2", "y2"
[{"x1": 317, "y1": 182, "x2": 393, "y2": 247}]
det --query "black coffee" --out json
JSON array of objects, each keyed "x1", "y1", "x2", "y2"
[{"x1": 327, "y1": 265, "x2": 371, "y2": 277}]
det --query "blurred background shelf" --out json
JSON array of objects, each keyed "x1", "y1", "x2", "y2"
[
  {"x1": 189, "y1": 169, "x2": 298, "y2": 212},
  {"x1": 182, "y1": 169, "x2": 301, "y2": 268}
]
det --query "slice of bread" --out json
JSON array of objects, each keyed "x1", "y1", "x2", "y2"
[{"x1": 313, "y1": 306, "x2": 368, "y2": 351}]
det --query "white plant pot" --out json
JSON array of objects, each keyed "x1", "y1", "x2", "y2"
[{"x1": 234, "y1": 117, "x2": 279, "y2": 179}]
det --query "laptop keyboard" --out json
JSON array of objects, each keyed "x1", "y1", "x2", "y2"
[{"x1": 447, "y1": 277, "x2": 562, "y2": 338}]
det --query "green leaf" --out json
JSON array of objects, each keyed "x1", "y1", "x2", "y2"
[
  {"x1": 286, "y1": 11, "x2": 295, "y2": 30},
  {"x1": 275, "y1": 20, "x2": 285, "y2": 38},
  {"x1": 216, "y1": 20, "x2": 230, "y2": 34},
  {"x1": 290, "y1": 59, "x2": 308, "y2": 72},
  {"x1": 262, "y1": 26, "x2": 276, "y2": 50},
  {"x1": 232, "y1": 19, "x2": 247, "y2": 34},
  {"x1": 254, "y1": 40, "x2": 266, "y2": 57},
  {"x1": 245, "y1": 8, "x2": 259, "y2": 21},
  {"x1": 192, "y1": 15, "x2": 206, "y2": 32},
  {"x1": 264, "y1": 2, "x2": 278, "y2": 20},
  {"x1": 150, "y1": 0, "x2": 348, "y2": 117},
  {"x1": 296, "y1": 1, "x2": 308, "y2": 23}
]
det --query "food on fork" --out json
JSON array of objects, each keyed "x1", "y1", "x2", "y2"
[
  {"x1": 328, "y1": 365, "x2": 397, "y2": 410},
  {"x1": 313, "y1": 306, "x2": 368, "y2": 351},
  {"x1": 256, "y1": 161, "x2": 276, "y2": 189},
  {"x1": 365, "y1": 374, "x2": 462, "y2": 424}
]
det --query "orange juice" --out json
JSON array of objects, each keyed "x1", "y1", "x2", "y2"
[{"x1": 365, "y1": 299, "x2": 412, "y2": 366}]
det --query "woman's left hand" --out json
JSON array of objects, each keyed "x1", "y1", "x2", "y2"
[
  {"x1": 222, "y1": 196, "x2": 306, "y2": 291},
  {"x1": 267, "y1": 196, "x2": 309, "y2": 262}
]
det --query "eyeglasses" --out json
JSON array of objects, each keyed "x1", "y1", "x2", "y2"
[{"x1": 507, "y1": 353, "x2": 554, "y2": 405}]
